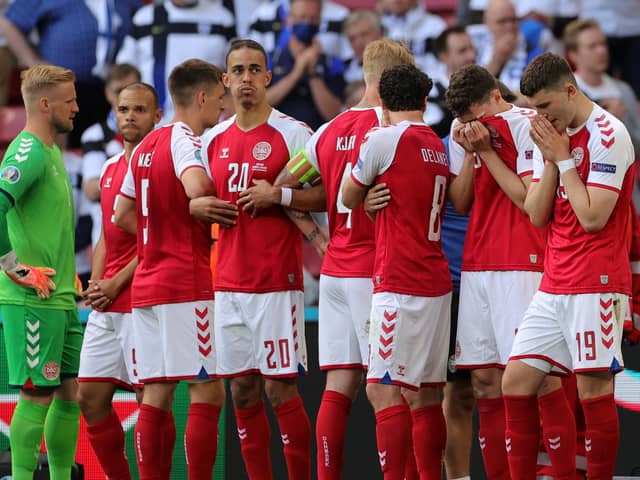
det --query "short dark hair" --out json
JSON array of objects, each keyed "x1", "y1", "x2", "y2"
[
  {"x1": 433, "y1": 25, "x2": 468, "y2": 56},
  {"x1": 497, "y1": 80, "x2": 517, "y2": 103},
  {"x1": 379, "y1": 64, "x2": 433, "y2": 112},
  {"x1": 225, "y1": 39, "x2": 268, "y2": 70},
  {"x1": 119, "y1": 82, "x2": 160, "y2": 109},
  {"x1": 520, "y1": 52, "x2": 577, "y2": 97},
  {"x1": 168, "y1": 59, "x2": 223, "y2": 107},
  {"x1": 445, "y1": 64, "x2": 498, "y2": 117},
  {"x1": 106, "y1": 63, "x2": 141, "y2": 85}
]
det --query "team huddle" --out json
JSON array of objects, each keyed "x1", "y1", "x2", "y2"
[{"x1": 0, "y1": 36, "x2": 636, "y2": 480}]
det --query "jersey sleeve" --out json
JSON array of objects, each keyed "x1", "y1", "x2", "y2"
[
  {"x1": 586, "y1": 122, "x2": 635, "y2": 192},
  {"x1": 351, "y1": 127, "x2": 395, "y2": 187},
  {"x1": 119, "y1": 158, "x2": 136, "y2": 199},
  {"x1": 0, "y1": 140, "x2": 45, "y2": 203},
  {"x1": 171, "y1": 124, "x2": 207, "y2": 179},
  {"x1": 512, "y1": 117, "x2": 536, "y2": 177},
  {"x1": 304, "y1": 122, "x2": 329, "y2": 173},
  {"x1": 447, "y1": 119, "x2": 466, "y2": 176},
  {"x1": 531, "y1": 145, "x2": 545, "y2": 182}
]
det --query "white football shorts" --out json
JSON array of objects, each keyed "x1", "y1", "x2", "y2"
[
  {"x1": 367, "y1": 291, "x2": 451, "y2": 390},
  {"x1": 215, "y1": 291, "x2": 307, "y2": 378},
  {"x1": 318, "y1": 275, "x2": 372, "y2": 370}
]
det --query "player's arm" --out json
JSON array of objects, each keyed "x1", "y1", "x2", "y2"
[
  {"x1": 113, "y1": 194, "x2": 137, "y2": 235},
  {"x1": 523, "y1": 161, "x2": 557, "y2": 228},
  {"x1": 448, "y1": 122, "x2": 475, "y2": 214},
  {"x1": 363, "y1": 183, "x2": 391, "y2": 221},
  {"x1": 341, "y1": 177, "x2": 367, "y2": 210},
  {"x1": 464, "y1": 120, "x2": 530, "y2": 211},
  {"x1": 343, "y1": 129, "x2": 388, "y2": 210},
  {"x1": 0, "y1": 16, "x2": 42, "y2": 67}
]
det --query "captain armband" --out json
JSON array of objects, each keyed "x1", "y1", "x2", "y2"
[{"x1": 286, "y1": 150, "x2": 321, "y2": 185}]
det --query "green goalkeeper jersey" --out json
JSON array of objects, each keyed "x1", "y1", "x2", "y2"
[{"x1": 0, "y1": 132, "x2": 76, "y2": 309}]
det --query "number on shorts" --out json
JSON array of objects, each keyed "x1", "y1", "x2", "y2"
[
  {"x1": 141, "y1": 178, "x2": 150, "y2": 244},
  {"x1": 264, "y1": 339, "x2": 291, "y2": 369},
  {"x1": 228, "y1": 162, "x2": 249, "y2": 192},
  {"x1": 428, "y1": 175, "x2": 447, "y2": 241},
  {"x1": 576, "y1": 330, "x2": 596, "y2": 361},
  {"x1": 336, "y1": 163, "x2": 353, "y2": 229}
]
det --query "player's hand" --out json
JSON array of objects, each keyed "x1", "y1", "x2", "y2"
[
  {"x1": 364, "y1": 183, "x2": 391, "y2": 215},
  {"x1": 237, "y1": 179, "x2": 280, "y2": 217},
  {"x1": 83, "y1": 278, "x2": 118, "y2": 310},
  {"x1": 463, "y1": 121, "x2": 492, "y2": 154},
  {"x1": 6, "y1": 265, "x2": 57, "y2": 299},
  {"x1": 189, "y1": 196, "x2": 238, "y2": 227},
  {"x1": 529, "y1": 115, "x2": 570, "y2": 164},
  {"x1": 624, "y1": 312, "x2": 640, "y2": 345},
  {"x1": 452, "y1": 122, "x2": 474, "y2": 152}
]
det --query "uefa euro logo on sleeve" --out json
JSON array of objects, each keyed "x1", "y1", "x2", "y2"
[{"x1": 0, "y1": 165, "x2": 20, "y2": 184}]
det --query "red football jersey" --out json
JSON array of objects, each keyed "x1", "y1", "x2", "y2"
[
  {"x1": 532, "y1": 105, "x2": 635, "y2": 295},
  {"x1": 202, "y1": 110, "x2": 312, "y2": 293},
  {"x1": 449, "y1": 105, "x2": 545, "y2": 272},
  {"x1": 99, "y1": 152, "x2": 136, "y2": 312},
  {"x1": 306, "y1": 107, "x2": 382, "y2": 278},
  {"x1": 120, "y1": 122, "x2": 213, "y2": 307},
  {"x1": 351, "y1": 121, "x2": 452, "y2": 297}
]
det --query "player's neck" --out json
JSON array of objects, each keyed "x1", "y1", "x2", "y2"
[
  {"x1": 355, "y1": 87, "x2": 381, "y2": 108},
  {"x1": 568, "y1": 91, "x2": 595, "y2": 129},
  {"x1": 123, "y1": 141, "x2": 136, "y2": 162},
  {"x1": 171, "y1": 109, "x2": 206, "y2": 136},
  {"x1": 387, "y1": 110, "x2": 423, "y2": 125},
  {"x1": 23, "y1": 118, "x2": 56, "y2": 147},
  {"x1": 235, "y1": 105, "x2": 272, "y2": 131}
]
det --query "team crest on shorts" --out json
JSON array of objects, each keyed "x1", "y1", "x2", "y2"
[
  {"x1": 253, "y1": 141, "x2": 272, "y2": 161},
  {"x1": 0, "y1": 165, "x2": 20, "y2": 184},
  {"x1": 571, "y1": 147, "x2": 585, "y2": 167},
  {"x1": 42, "y1": 361, "x2": 60, "y2": 381}
]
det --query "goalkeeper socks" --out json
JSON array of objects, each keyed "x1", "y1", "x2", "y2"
[
  {"x1": 539, "y1": 388, "x2": 577, "y2": 479},
  {"x1": 185, "y1": 403, "x2": 221, "y2": 480},
  {"x1": 503, "y1": 395, "x2": 539, "y2": 480},
  {"x1": 86, "y1": 409, "x2": 131, "y2": 480},
  {"x1": 411, "y1": 404, "x2": 446, "y2": 480},
  {"x1": 477, "y1": 397, "x2": 510, "y2": 479},
  {"x1": 9, "y1": 398, "x2": 48, "y2": 480},
  {"x1": 160, "y1": 411, "x2": 176, "y2": 478},
  {"x1": 274, "y1": 395, "x2": 311, "y2": 480},
  {"x1": 135, "y1": 403, "x2": 168, "y2": 480},
  {"x1": 374, "y1": 403, "x2": 411, "y2": 480},
  {"x1": 315, "y1": 390, "x2": 351, "y2": 480},
  {"x1": 581, "y1": 393, "x2": 619, "y2": 480},
  {"x1": 235, "y1": 401, "x2": 273, "y2": 480},
  {"x1": 43, "y1": 398, "x2": 80, "y2": 480}
]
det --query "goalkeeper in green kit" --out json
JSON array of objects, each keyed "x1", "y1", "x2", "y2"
[{"x1": 0, "y1": 65, "x2": 83, "y2": 480}]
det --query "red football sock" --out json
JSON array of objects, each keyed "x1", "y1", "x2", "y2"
[
  {"x1": 581, "y1": 393, "x2": 619, "y2": 480},
  {"x1": 160, "y1": 411, "x2": 176, "y2": 479},
  {"x1": 477, "y1": 397, "x2": 510, "y2": 479},
  {"x1": 135, "y1": 404, "x2": 168, "y2": 480},
  {"x1": 538, "y1": 388, "x2": 577, "y2": 479},
  {"x1": 316, "y1": 390, "x2": 352, "y2": 480},
  {"x1": 503, "y1": 395, "x2": 539, "y2": 480},
  {"x1": 375, "y1": 403, "x2": 411, "y2": 480},
  {"x1": 185, "y1": 403, "x2": 221, "y2": 480},
  {"x1": 235, "y1": 401, "x2": 273, "y2": 480},
  {"x1": 411, "y1": 404, "x2": 446, "y2": 480},
  {"x1": 405, "y1": 425, "x2": 419, "y2": 480},
  {"x1": 274, "y1": 395, "x2": 312, "y2": 480},
  {"x1": 86, "y1": 409, "x2": 131, "y2": 480}
]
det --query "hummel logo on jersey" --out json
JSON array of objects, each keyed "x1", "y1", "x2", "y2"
[
  {"x1": 281, "y1": 434, "x2": 290, "y2": 445},
  {"x1": 548, "y1": 436, "x2": 561, "y2": 450},
  {"x1": 505, "y1": 438, "x2": 512, "y2": 452},
  {"x1": 479, "y1": 436, "x2": 486, "y2": 450},
  {"x1": 15, "y1": 137, "x2": 33, "y2": 162},
  {"x1": 378, "y1": 450, "x2": 387, "y2": 467},
  {"x1": 336, "y1": 135, "x2": 356, "y2": 151},
  {"x1": 220, "y1": 147, "x2": 229, "y2": 159},
  {"x1": 238, "y1": 427, "x2": 247, "y2": 440},
  {"x1": 104, "y1": 177, "x2": 112, "y2": 188},
  {"x1": 585, "y1": 438, "x2": 592, "y2": 452}
]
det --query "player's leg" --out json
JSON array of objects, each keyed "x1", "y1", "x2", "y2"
[
  {"x1": 569, "y1": 293, "x2": 626, "y2": 479},
  {"x1": 187, "y1": 379, "x2": 225, "y2": 480},
  {"x1": 316, "y1": 275, "x2": 369, "y2": 480},
  {"x1": 443, "y1": 290, "x2": 474, "y2": 480},
  {"x1": 216, "y1": 292, "x2": 273, "y2": 480},
  {"x1": 503, "y1": 291, "x2": 573, "y2": 480},
  {"x1": 77, "y1": 311, "x2": 132, "y2": 479}
]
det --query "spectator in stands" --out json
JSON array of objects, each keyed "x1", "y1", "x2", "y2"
[
  {"x1": 116, "y1": 0, "x2": 235, "y2": 123},
  {"x1": 342, "y1": 10, "x2": 383, "y2": 84},
  {"x1": 0, "y1": 0, "x2": 14, "y2": 107},
  {"x1": 467, "y1": 0, "x2": 540, "y2": 97},
  {"x1": 579, "y1": 0, "x2": 640, "y2": 97},
  {"x1": 249, "y1": 0, "x2": 350, "y2": 60},
  {"x1": 81, "y1": 63, "x2": 141, "y2": 250},
  {"x1": 0, "y1": 0, "x2": 141, "y2": 147},
  {"x1": 378, "y1": 0, "x2": 447, "y2": 76},
  {"x1": 426, "y1": 26, "x2": 477, "y2": 138},
  {"x1": 564, "y1": 18, "x2": 640, "y2": 155},
  {"x1": 266, "y1": 0, "x2": 345, "y2": 130}
]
